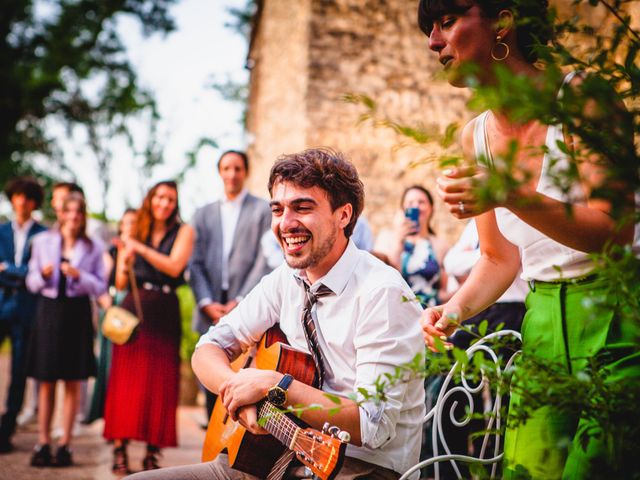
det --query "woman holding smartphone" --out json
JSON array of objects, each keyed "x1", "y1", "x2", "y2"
[{"x1": 376, "y1": 185, "x2": 450, "y2": 307}]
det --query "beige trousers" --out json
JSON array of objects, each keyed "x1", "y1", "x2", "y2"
[{"x1": 125, "y1": 453, "x2": 400, "y2": 480}]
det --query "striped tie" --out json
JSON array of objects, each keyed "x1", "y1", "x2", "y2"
[
  {"x1": 300, "y1": 282, "x2": 333, "y2": 388},
  {"x1": 266, "y1": 282, "x2": 333, "y2": 480}
]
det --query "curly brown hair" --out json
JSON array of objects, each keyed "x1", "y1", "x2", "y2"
[
  {"x1": 4, "y1": 176, "x2": 44, "y2": 208},
  {"x1": 268, "y1": 148, "x2": 364, "y2": 237},
  {"x1": 134, "y1": 181, "x2": 180, "y2": 243}
]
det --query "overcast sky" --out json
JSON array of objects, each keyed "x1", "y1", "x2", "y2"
[{"x1": 61, "y1": 0, "x2": 249, "y2": 221}]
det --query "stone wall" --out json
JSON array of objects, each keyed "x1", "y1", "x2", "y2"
[
  {"x1": 245, "y1": 0, "x2": 312, "y2": 198},
  {"x1": 245, "y1": 0, "x2": 639, "y2": 245}
]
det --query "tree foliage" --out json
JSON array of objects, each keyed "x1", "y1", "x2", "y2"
[{"x1": 0, "y1": 0, "x2": 177, "y2": 211}]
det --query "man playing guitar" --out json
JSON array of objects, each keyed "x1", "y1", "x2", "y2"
[{"x1": 128, "y1": 148, "x2": 425, "y2": 479}]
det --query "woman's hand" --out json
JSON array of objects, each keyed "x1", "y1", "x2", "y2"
[
  {"x1": 97, "y1": 292, "x2": 113, "y2": 310},
  {"x1": 436, "y1": 166, "x2": 492, "y2": 218},
  {"x1": 393, "y1": 213, "x2": 418, "y2": 242},
  {"x1": 60, "y1": 261, "x2": 80, "y2": 279},
  {"x1": 122, "y1": 237, "x2": 146, "y2": 256},
  {"x1": 117, "y1": 239, "x2": 137, "y2": 263},
  {"x1": 41, "y1": 263, "x2": 54, "y2": 279},
  {"x1": 421, "y1": 305, "x2": 462, "y2": 352}
]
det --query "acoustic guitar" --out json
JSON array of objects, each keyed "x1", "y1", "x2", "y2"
[{"x1": 202, "y1": 326, "x2": 349, "y2": 479}]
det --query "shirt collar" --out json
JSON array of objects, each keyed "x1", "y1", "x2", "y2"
[
  {"x1": 223, "y1": 188, "x2": 248, "y2": 207},
  {"x1": 293, "y1": 239, "x2": 360, "y2": 296},
  {"x1": 12, "y1": 218, "x2": 34, "y2": 233}
]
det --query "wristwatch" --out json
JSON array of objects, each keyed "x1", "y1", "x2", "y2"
[{"x1": 267, "y1": 373, "x2": 294, "y2": 407}]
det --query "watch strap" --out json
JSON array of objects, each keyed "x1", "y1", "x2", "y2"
[{"x1": 278, "y1": 373, "x2": 294, "y2": 391}]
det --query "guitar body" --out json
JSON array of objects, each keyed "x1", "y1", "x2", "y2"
[{"x1": 202, "y1": 326, "x2": 317, "y2": 478}]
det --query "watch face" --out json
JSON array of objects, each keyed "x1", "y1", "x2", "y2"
[{"x1": 268, "y1": 387, "x2": 286, "y2": 406}]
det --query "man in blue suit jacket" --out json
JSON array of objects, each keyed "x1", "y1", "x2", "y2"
[{"x1": 0, "y1": 177, "x2": 47, "y2": 453}]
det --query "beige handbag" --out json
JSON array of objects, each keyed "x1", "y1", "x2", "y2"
[{"x1": 102, "y1": 267, "x2": 144, "y2": 345}]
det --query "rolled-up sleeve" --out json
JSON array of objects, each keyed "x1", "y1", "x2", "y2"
[
  {"x1": 195, "y1": 266, "x2": 283, "y2": 360},
  {"x1": 353, "y1": 284, "x2": 424, "y2": 449}
]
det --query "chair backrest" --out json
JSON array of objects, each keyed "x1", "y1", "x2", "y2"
[{"x1": 400, "y1": 330, "x2": 522, "y2": 480}]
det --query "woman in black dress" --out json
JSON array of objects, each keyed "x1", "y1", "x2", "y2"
[
  {"x1": 26, "y1": 192, "x2": 107, "y2": 467},
  {"x1": 103, "y1": 181, "x2": 194, "y2": 474}
]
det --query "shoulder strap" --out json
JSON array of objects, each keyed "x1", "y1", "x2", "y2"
[
  {"x1": 128, "y1": 266, "x2": 144, "y2": 322},
  {"x1": 473, "y1": 111, "x2": 494, "y2": 169}
]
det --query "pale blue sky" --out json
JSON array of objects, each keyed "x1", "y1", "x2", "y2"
[{"x1": 55, "y1": 0, "x2": 249, "y2": 220}]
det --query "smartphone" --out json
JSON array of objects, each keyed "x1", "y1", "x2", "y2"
[{"x1": 405, "y1": 207, "x2": 420, "y2": 234}]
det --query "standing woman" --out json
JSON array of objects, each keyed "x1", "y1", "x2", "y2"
[
  {"x1": 376, "y1": 185, "x2": 450, "y2": 307},
  {"x1": 103, "y1": 181, "x2": 194, "y2": 474},
  {"x1": 418, "y1": 1, "x2": 637, "y2": 478},
  {"x1": 26, "y1": 192, "x2": 106, "y2": 467},
  {"x1": 86, "y1": 208, "x2": 138, "y2": 424}
]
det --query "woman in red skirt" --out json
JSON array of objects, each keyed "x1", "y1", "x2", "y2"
[{"x1": 103, "y1": 181, "x2": 194, "y2": 474}]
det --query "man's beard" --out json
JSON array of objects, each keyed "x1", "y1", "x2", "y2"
[{"x1": 284, "y1": 226, "x2": 337, "y2": 271}]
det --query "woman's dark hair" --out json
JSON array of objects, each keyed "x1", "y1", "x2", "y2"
[
  {"x1": 4, "y1": 176, "x2": 44, "y2": 208},
  {"x1": 135, "y1": 181, "x2": 180, "y2": 243},
  {"x1": 401, "y1": 185, "x2": 436, "y2": 235},
  {"x1": 268, "y1": 148, "x2": 364, "y2": 237},
  {"x1": 417, "y1": 0, "x2": 552, "y2": 63},
  {"x1": 61, "y1": 192, "x2": 90, "y2": 243}
]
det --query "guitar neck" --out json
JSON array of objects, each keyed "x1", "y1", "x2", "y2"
[{"x1": 258, "y1": 401, "x2": 301, "y2": 449}]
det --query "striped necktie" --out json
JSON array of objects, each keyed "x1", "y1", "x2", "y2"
[
  {"x1": 300, "y1": 282, "x2": 333, "y2": 388},
  {"x1": 266, "y1": 281, "x2": 333, "y2": 480}
]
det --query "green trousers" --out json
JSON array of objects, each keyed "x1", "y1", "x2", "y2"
[{"x1": 503, "y1": 276, "x2": 640, "y2": 479}]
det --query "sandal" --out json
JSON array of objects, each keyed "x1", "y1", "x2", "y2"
[
  {"x1": 142, "y1": 446, "x2": 161, "y2": 470},
  {"x1": 112, "y1": 446, "x2": 130, "y2": 475}
]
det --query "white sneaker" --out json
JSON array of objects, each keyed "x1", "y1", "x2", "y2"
[{"x1": 16, "y1": 408, "x2": 37, "y2": 426}]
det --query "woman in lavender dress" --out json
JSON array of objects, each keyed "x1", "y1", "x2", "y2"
[{"x1": 26, "y1": 192, "x2": 107, "y2": 467}]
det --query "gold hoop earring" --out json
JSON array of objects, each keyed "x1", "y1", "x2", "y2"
[{"x1": 491, "y1": 35, "x2": 510, "y2": 61}]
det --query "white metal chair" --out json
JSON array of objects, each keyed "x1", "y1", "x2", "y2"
[{"x1": 401, "y1": 330, "x2": 522, "y2": 480}]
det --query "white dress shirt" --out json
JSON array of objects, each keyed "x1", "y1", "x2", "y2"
[
  {"x1": 220, "y1": 189, "x2": 248, "y2": 291},
  {"x1": 12, "y1": 219, "x2": 34, "y2": 266},
  {"x1": 197, "y1": 240, "x2": 425, "y2": 477}
]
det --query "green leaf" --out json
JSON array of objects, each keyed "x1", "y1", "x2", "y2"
[
  {"x1": 357, "y1": 387, "x2": 370, "y2": 399},
  {"x1": 324, "y1": 393, "x2": 342, "y2": 405},
  {"x1": 432, "y1": 336, "x2": 446, "y2": 353},
  {"x1": 478, "y1": 319, "x2": 488, "y2": 337},
  {"x1": 452, "y1": 347, "x2": 468, "y2": 365}
]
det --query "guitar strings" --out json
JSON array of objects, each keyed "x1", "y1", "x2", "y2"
[
  {"x1": 260, "y1": 402, "x2": 299, "y2": 445},
  {"x1": 260, "y1": 401, "x2": 340, "y2": 471}
]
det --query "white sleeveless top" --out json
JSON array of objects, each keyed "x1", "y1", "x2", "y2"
[{"x1": 472, "y1": 72, "x2": 595, "y2": 281}]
